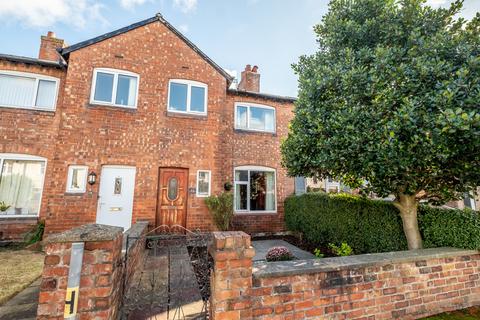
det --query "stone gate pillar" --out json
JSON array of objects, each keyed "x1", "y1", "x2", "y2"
[{"x1": 209, "y1": 231, "x2": 255, "y2": 320}]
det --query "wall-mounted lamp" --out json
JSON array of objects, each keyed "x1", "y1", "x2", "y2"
[{"x1": 87, "y1": 171, "x2": 97, "y2": 185}]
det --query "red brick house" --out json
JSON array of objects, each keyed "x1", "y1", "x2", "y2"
[{"x1": 0, "y1": 14, "x2": 296, "y2": 240}]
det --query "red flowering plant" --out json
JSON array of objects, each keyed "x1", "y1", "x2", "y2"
[{"x1": 265, "y1": 246, "x2": 294, "y2": 262}]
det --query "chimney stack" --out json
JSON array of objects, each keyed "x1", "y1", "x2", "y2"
[
  {"x1": 38, "y1": 31, "x2": 65, "y2": 62},
  {"x1": 238, "y1": 64, "x2": 260, "y2": 93}
]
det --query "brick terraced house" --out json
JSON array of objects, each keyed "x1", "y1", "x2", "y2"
[{"x1": 0, "y1": 14, "x2": 296, "y2": 240}]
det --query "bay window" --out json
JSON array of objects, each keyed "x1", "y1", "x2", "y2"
[
  {"x1": 90, "y1": 68, "x2": 139, "y2": 108},
  {"x1": 234, "y1": 166, "x2": 276, "y2": 213},
  {"x1": 0, "y1": 154, "x2": 46, "y2": 217},
  {"x1": 0, "y1": 71, "x2": 59, "y2": 111},
  {"x1": 168, "y1": 79, "x2": 207, "y2": 115},
  {"x1": 235, "y1": 103, "x2": 275, "y2": 133}
]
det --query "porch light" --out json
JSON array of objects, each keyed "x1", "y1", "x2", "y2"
[{"x1": 87, "y1": 171, "x2": 97, "y2": 185}]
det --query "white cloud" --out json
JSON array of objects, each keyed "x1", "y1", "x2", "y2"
[
  {"x1": 0, "y1": 0, "x2": 106, "y2": 29},
  {"x1": 173, "y1": 0, "x2": 197, "y2": 13},
  {"x1": 178, "y1": 24, "x2": 189, "y2": 33},
  {"x1": 120, "y1": 0, "x2": 150, "y2": 10}
]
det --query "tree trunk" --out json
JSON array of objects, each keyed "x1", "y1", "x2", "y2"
[{"x1": 394, "y1": 193, "x2": 423, "y2": 250}]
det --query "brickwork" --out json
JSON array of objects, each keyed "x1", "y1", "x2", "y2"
[
  {"x1": 0, "y1": 17, "x2": 295, "y2": 239},
  {"x1": 209, "y1": 233, "x2": 480, "y2": 320},
  {"x1": 209, "y1": 231, "x2": 255, "y2": 320},
  {"x1": 0, "y1": 218, "x2": 38, "y2": 241},
  {"x1": 37, "y1": 224, "x2": 126, "y2": 319}
]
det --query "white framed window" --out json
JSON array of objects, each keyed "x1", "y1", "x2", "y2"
[
  {"x1": 234, "y1": 166, "x2": 276, "y2": 213},
  {"x1": 0, "y1": 70, "x2": 59, "y2": 111},
  {"x1": 235, "y1": 103, "x2": 276, "y2": 133},
  {"x1": 90, "y1": 68, "x2": 139, "y2": 108},
  {"x1": 0, "y1": 154, "x2": 47, "y2": 217},
  {"x1": 167, "y1": 79, "x2": 208, "y2": 115},
  {"x1": 66, "y1": 165, "x2": 88, "y2": 193},
  {"x1": 196, "y1": 170, "x2": 211, "y2": 197}
]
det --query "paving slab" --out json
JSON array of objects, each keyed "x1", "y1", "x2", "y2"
[
  {"x1": 252, "y1": 240, "x2": 315, "y2": 262},
  {"x1": 0, "y1": 278, "x2": 40, "y2": 320}
]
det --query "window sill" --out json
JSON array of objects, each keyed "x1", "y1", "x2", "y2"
[
  {"x1": 234, "y1": 211, "x2": 277, "y2": 216},
  {"x1": 87, "y1": 103, "x2": 137, "y2": 111},
  {"x1": 167, "y1": 111, "x2": 207, "y2": 120},
  {"x1": 64, "y1": 192, "x2": 86, "y2": 196},
  {"x1": 0, "y1": 105, "x2": 56, "y2": 114},
  {"x1": 0, "y1": 215, "x2": 39, "y2": 219},
  {"x1": 234, "y1": 129, "x2": 277, "y2": 136}
]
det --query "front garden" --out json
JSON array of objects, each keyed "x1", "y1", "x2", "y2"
[{"x1": 283, "y1": 192, "x2": 480, "y2": 257}]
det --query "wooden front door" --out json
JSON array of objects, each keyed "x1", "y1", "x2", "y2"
[{"x1": 157, "y1": 168, "x2": 188, "y2": 228}]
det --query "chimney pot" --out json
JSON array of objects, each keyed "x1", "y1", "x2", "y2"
[
  {"x1": 252, "y1": 65, "x2": 258, "y2": 73},
  {"x1": 245, "y1": 64, "x2": 252, "y2": 71},
  {"x1": 47, "y1": 31, "x2": 56, "y2": 38}
]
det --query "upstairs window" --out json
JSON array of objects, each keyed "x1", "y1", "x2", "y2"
[
  {"x1": 235, "y1": 103, "x2": 275, "y2": 133},
  {"x1": 0, "y1": 71, "x2": 59, "y2": 111},
  {"x1": 91, "y1": 68, "x2": 139, "y2": 108},
  {"x1": 168, "y1": 79, "x2": 207, "y2": 115}
]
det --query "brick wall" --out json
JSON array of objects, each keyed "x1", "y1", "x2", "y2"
[
  {"x1": 0, "y1": 60, "x2": 66, "y2": 241},
  {"x1": 209, "y1": 232, "x2": 480, "y2": 320},
  {"x1": 37, "y1": 223, "x2": 148, "y2": 319}
]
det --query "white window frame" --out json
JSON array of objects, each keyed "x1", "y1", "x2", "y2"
[
  {"x1": 66, "y1": 165, "x2": 88, "y2": 193},
  {"x1": 167, "y1": 79, "x2": 208, "y2": 115},
  {"x1": 196, "y1": 170, "x2": 211, "y2": 197},
  {"x1": 234, "y1": 102, "x2": 276, "y2": 133},
  {"x1": 90, "y1": 68, "x2": 140, "y2": 109},
  {"x1": 233, "y1": 165, "x2": 277, "y2": 214},
  {"x1": 0, "y1": 70, "x2": 60, "y2": 111},
  {"x1": 0, "y1": 153, "x2": 47, "y2": 218}
]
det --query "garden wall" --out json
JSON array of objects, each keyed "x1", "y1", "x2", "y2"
[
  {"x1": 37, "y1": 222, "x2": 147, "y2": 319},
  {"x1": 209, "y1": 232, "x2": 480, "y2": 320}
]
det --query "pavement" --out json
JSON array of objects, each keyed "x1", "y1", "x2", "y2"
[
  {"x1": 0, "y1": 278, "x2": 40, "y2": 320},
  {"x1": 252, "y1": 239, "x2": 315, "y2": 262}
]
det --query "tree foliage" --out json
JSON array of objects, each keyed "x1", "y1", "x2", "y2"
[{"x1": 283, "y1": 0, "x2": 480, "y2": 204}]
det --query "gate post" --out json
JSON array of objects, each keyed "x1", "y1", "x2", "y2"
[
  {"x1": 209, "y1": 231, "x2": 255, "y2": 320},
  {"x1": 37, "y1": 224, "x2": 123, "y2": 319}
]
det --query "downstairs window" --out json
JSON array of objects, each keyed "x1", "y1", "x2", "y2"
[
  {"x1": 0, "y1": 154, "x2": 46, "y2": 217},
  {"x1": 234, "y1": 166, "x2": 276, "y2": 213}
]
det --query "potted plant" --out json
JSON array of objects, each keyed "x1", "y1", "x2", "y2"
[{"x1": 0, "y1": 201, "x2": 10, "y2": 213}]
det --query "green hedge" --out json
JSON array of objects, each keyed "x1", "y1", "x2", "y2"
[{"x1": 285, "y1": 193, "x2": 480, "y2": 254}]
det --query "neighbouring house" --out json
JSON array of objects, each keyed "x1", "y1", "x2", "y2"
[{"x1": 0, "y1": 14, "x2": 296, "y2": 240}]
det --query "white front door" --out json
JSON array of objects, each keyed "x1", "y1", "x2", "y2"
[{"x1": 96, "y1": 166, "x2": 136, "y2": 231}]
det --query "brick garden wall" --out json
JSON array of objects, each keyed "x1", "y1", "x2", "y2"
[{"x1": 209, "y1": 232, "x2": 480, "y2": 320}]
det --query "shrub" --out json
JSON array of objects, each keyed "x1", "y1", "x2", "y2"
[
  {"x1": 266, "y1": 246, "x2": 294, "y2": 262},
  {"x1": 329, "y1": 242, "x2": 353, "y2": 256},
  {"x1": 24, "y1": 220, "x2": 45, "y2": 245},
  {"x1": 419, "y1": 206, "x2": 480, "y2": 250},
  {"x1": 313, "y1": 248, "x2": 324, "y2": 259},
  {"x1": 204, "y1": 192, "x2": 234, "y2": 231},
  {"x1": 285, "y1": 193, "x2": 480, "y2": 254}
]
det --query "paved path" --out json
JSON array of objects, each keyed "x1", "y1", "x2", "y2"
[
  {"x1": 0, "y1": 278, "x2": 40, "y2": 320},
  {"x1": 123, "y1": 243, "x2": 205, "y2": 319},
  {"x1": 252, "y1": 240, "x2": 315, "y2": 262}
]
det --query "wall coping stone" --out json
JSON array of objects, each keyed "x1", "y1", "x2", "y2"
[
  {"x1": 253, "y1": 247, "x2": 479, "y2": 278},
  {"x1": 123, "y1": 221, "x2": 149, "y2": 251},
  {"x1": 45, "y1": 223, "x2": 123, "y2": 243}
]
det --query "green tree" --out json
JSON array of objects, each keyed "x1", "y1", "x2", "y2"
[{"x1": 282, "y1": 0, "x2": 480, "y2": 249}]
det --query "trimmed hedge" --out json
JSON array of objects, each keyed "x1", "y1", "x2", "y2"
[{"x1": 285, "y1": 193, "x2": 480, "y2": 254}]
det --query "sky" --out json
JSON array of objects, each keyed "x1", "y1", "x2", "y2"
[{"x1": 0, "y1": 0, "x2": 478, "y2": 97}]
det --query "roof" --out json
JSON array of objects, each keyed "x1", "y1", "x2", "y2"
[
  {"x1": 228, "y1": 88, "x2": 297, "y2": 103},
  {"x1": 60, "y1": 13, "x2": 234, "y2": 83},
  {"x1": 0, "y1": 53, "x2": 64, "y2": 68}
]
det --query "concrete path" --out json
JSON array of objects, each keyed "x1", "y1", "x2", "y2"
[
  {"x1": 252, "y1": 240, "x2": 315, "y2": 262},
  {"x1": 0, "y1": 278, "x2": 40, "y2": 320}
]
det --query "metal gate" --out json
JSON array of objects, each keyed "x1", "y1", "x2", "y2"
[{"x1": 120, "y1": 225, "x2": 213, "y2": 320}]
